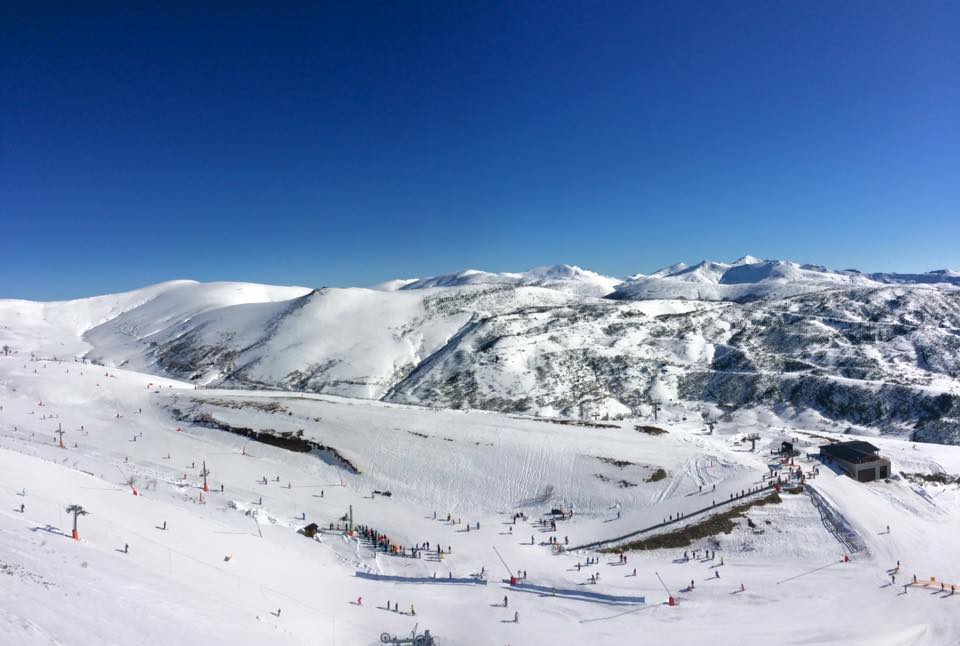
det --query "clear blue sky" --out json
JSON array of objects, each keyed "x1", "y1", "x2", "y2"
[{"x1": 2, "y1": 2, "x2": 958, "y2": 299}]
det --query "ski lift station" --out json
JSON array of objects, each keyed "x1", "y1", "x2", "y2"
[{"x1": 819, "y1": 441, "x2": 891, "y2": 482}]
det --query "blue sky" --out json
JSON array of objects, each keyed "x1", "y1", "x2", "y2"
[{"x1": 2, "y1": 2, "x2": 958, "y2": 299}]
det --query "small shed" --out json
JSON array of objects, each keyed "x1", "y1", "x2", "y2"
[
  {"x1": 300, "y1": 522, "x2": 319, "y2": 538},
  {"x1": 780, "y1": 441, "x2": 794, "y2": 455}
]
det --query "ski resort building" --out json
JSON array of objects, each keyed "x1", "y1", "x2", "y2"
[{"x1": 819, "y1": 441, "x2": 890, "y2": 482}]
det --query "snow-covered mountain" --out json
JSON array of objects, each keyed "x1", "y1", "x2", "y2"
[
  {"x1": 2, "y1": 258, "x2": 960, "y2": 445},
  {"x1": 611, "y1": 257, "x2": 960, "y2": 302},
  {"x1": 397, "y1": 264, "x2": 621, "y2": 297}
]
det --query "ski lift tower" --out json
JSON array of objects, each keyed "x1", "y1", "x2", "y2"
[
  {"x1": 650, "y1": 400, "x2": 662, "y2": 422},
  {"x1": 745, "y1": 433, "x2": 761, "y2": 452},
  {"x1": 201, "y1": 460, "x2": 210, "y2": 492}
]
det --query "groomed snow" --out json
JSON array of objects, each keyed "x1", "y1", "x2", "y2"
[{"x1": 1, "y1": 355, "x2": 958, "y2": 645}]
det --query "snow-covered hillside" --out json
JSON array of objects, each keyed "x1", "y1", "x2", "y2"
[
  {"x1": 1, "y1": 355, "x2": 958, "y2": 645},
  {"x1": 2, "y1": 259, "x2": 960, "y2": 445}
]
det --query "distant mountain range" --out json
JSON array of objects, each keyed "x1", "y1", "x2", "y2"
[
  {"x1": 2, "y1": 257, "x2": 959, "y2": 445},
  {"x1": 374, "y1": 257, "x2": 960, "y2": 302}
]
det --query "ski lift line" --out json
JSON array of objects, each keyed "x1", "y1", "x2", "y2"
[
  {"x1": 776, "y1": 559, "x2": 844, "y2": 584},
  {"x1": 579, "y1": 602, "x2": 659, "y2": 623}
]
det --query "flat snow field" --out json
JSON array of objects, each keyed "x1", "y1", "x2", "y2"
[{"x1": 1, "y1": 356, "x2": 958, "y2": 645}]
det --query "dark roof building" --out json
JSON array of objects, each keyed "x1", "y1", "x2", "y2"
[{"x1": 819, "y1": 441, "x2": 890, "y2": 482}]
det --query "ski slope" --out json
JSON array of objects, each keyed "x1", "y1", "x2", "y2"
[{"x1": 2, "y1": 355, "x2": 958, "y2": 645}]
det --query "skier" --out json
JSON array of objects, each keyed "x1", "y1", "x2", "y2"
[
  {"x1": 123, "y1": 543, "x2": 128, "y2": 553},
  {"x1": 504, "y1": 595, "x2": 508, "y2": 608},
  {"x1": 19, "y1": 503, "x2": 24, "y2": 513},
  {"x1": 277, "y1": 608, "x2": 281, "y2": 617},
  {"x1": 357, "y1": 597, "x2": 363, "y2": 606},
  {"x1": 740, "y1": 583, "x2": 745, "y2": 592},
  {"x1": 410, "y1": 604, "x2": 415, "y2": 616},
  {"x1": 514, "y1": 611, "x2": 519, "y2": 623},
  {"x1": 162, "y1": 520, "x2": 167, "y2": 530}
]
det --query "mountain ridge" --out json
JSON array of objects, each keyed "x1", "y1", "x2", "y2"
[{"x1": 2, "y1": 259, "x2": 959, "y2": 446}]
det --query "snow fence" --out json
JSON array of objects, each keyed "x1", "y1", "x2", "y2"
[{"x1": 355, "y1": 572, "x2": 487, "y2": 585}]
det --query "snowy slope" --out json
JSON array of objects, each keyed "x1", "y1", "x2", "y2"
[
  {"x1": 0, "y1": 280, "x2": 311, "y2": 360},
  {"x1": 1, "y1": 356, "x2": 959, "y2": 645}
]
